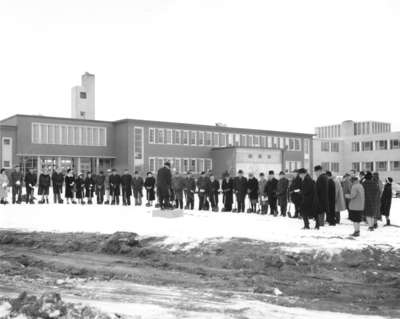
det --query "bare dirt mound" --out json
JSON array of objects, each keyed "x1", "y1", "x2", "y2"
[{"x1": 0, "y1": 231, "x2": 400, "y2": 318}]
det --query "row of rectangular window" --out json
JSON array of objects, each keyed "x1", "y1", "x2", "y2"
[
  {"x1": 320, "y1": 141, "x2": 339, "y2": 152},
  {"x1": 351, "y1": 161, "x2": 400, "y2": 172},
  {"x1": 285, "y1": 161, "x2": 303, "y2": 172},
  {"x1": 351, "y1": 139, "x2": 400, "y2": 152},
  {"x1": 320, "y1": 162, "x2": 340, "y2": 173},
  {"x1": 148, "y1": 128, "x2": 304, "y2": 152},
  {"x1": 148, "y1": 157, "x2": 212, "y2": 174},
  {"x1": 32, "y1": 123, "x2": 107, "y2": 147},
  {"x1": 354, "y1": 122, "x2": 390, "y2": 136}
]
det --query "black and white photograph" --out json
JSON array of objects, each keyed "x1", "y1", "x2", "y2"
[{"x1": 1, "y1": 1, "x2": 400, "y2": 318}]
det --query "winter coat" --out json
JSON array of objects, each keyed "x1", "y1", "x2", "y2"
[
  {"x1": 75, "y1": 177, "x2": 85, "y2": 199},
  {"x1": 349, "y1": 183, "x2": 365, "y2": 212},
  {"x1": 197, "y1": 176, "x2": 211, "y2": 194},
  {"x1": 144, "y1": 176, "x2": 156, "y2": 201},
  {"x1": 132, "y1": 176, "x2": 144, "y2": 192},
  {"x1": 94, "y1": 174, "x2": 105, "y2": 195},
  {"x1": 277, "y1": 177, "x2": 289, "y2": 200},
  {"x1": 258, "y1": 179, "x2": 267, "y2": 198},
  {"x1": 157, "y1": 167, "x2": 172, "y2": 197},
  {"x1": 52, "y1": 172, "x2": 64, "y2": 189},
  {"x1": 104, "y1": 174, "x2": 110, "y2": 190},
  {"x1": 172, "y1": 175, "x2": 186, "y2": 200},
  {"x1": 0, "y1": 173, "x2": 9, "y2": 198},
  {"x1": 109, "y1": 174, "x2": 121, "y2": 196},
  {"x1": 341, "y1": 178, "x2": 352, "y2": 195},
  {"x1": 334, "y1": 178, "x2": 346, "y2": 212},
  {"x1": 65, "y1": 175, "x2": 75, "y2": 198},
  {"x1": 363, "y1": 179, "x2": 380, "y2": 218},
  {"x1": 300, "y1": 174, "x2": 316, "y2": 217},
  {"x1": 289, "y1": 175, "x2": 302, "y2": 205},
  {"x1": 121, "y1": 174, "x2": 133, "y2": 196},
  {"x1": 25, "y1": 172, "x2": 36, "y2": 190},
  {"x1": 210, "y1": 180, "x2": 220, "y2": 194},
  {"x1": 184, "y1": 177, "x2": 196, "y2": 200},
  {"x1": 38, "y1": 174, "x2": 51, "y2": 195},
  {"x1": 85, "y1": 176, "x2": 95, "y2": 197},
  {"x1": 328, "y1": 178, "x2": 336, "y2": 214},
  {"x1": 234, "y1": 176, "x2": 248, "y2": 198},
  {"x1": 247, "y1": 177, "x2": 259, "y2": 200},
  {"x1": 265, "y1": 178, "x2": 278, "y2": 200},
  {"x1": 380, "y1": 183, "x2": 392, "y2": 216},
  {"x1": 315, "y1": 173, "x2": 330, "y2": 214},
  {"x1": 10, "y1": 171, "x2": 23, "y2": 187}
]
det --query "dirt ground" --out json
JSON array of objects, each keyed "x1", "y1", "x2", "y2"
[{"x1": 0, "y1": 230, "x2": 399, "y2": 318}]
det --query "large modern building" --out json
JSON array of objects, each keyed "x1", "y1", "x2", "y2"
[
  {"x1": 313, "y1": 120, "x2": 400, "y2": 181},
  {"x1": 0, "y1": 73, "x2": 314, "y2": 179}
]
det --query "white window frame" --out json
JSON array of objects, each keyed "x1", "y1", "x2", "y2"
[
  {"x1": 220, "y1": 133, "x2": 227, "y2": 147},
  {"x1": 182, "y1": 130, "x2": 189, "y2": 145},
  {"x1": 166, "y1": 129, "x2": 173, "y2": 145},
  {"x1": 2, "y1": 137, "x2": 12, "y2": 169},
  {"x1": 173, "y1": 129, "x2": 181, "y2": 145},
  {"x1": 198, "y1": 131, "x2": 205, "y2": 146},
  {"x1": 148, "y1": 128, "x2": 155, "y2": 144},
  {"x1": 213, "y1": 132, "x2": 219, "y2": 147},
  {"x1": 190, "y1": 130, "x2": 197, "y2": 146},
  {"x1": 149, "y1": 157, "x2": 155, "y2": 172},
  {"x1": 205, "y1": 132, "x2": 212, "y2": 146}
]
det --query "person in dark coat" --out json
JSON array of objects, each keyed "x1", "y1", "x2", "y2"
[
  {"x1": 314, "y1": 165, "x2": 329, "y2": 227},
  {"x1": 234, "y1": 170, "x2": 247, "y2": 213},
  {"x1": 209, "y1": 174, "x2": 220, "y2": 212},
  {"x1": 120, "y1": 169, "x2": 132, "y2": 206},
  {"x1": 265, "y1": 170, "x2": 278, "y2": 216},
  {"x1": 52, "y1": 168, "x2": 64, "y2": 204},
  {"x1": 298, "y1": 168, "x2": 317, "y2": 229},
  {"x1": 277, "y1": 171, "x2": 289, "y2": 217},
  {"x1": 132, "y1": 171, "x2": 144, "y2": 206},
  {"x1": 246, "y1": 173, "x2": 259, "y2": 213},
  {"x1": 144, "y1": 172, "x2": 156, "y2": 207},
  {"x1": 94, "y1": 171, "x2": 106, "y2": 204},
  {"x1": 362, "y1": 171, "x2": 380, "y2": 231},
  {"x1": 64, "y1": 169, "x2": 76, "y2": 204},
  {"x1": 38, "y1": 168, "x2": 51, "y2": 204},
  {"x1": 381, "y1": 177, "x2": 393, "y2": 226},
  {"x1": 10, "y1": 165, "x2": 23, "y2": 204},
  {"x1": 258, "y1": 173, "x2": 268, "y2": 214},
  {"x1": 109, "y1": 169, "x2": 121, "y2": 205},
  {"x1": 197, "y1": 171, "x2": 211, "y2": 211},
  {"x1": 289, "y1": 170, "x2": 302, "y2": 218},
  {"x1": 24, "y1": 168, "x2": 36, "y2": 204},
  {"x1": 325, "y1": 171, "x2": 337, "y2": 226},
  {"x1": 157, "y1": 162, "x2": 172, "y2": 209},
  {"x1": 222, "y1": 172, "x2": 234, "y2": 212},
  {"x1": 172, "y1": 171, "x2": 185, "y2": 209},
  {"x1": 85, "y1": 172, "x2": 95, "y2": 204},
  {"x1": 75, "y1": 173, "x2": 86, "y2": 205},
  {"x1": 184, "y1": 171, "x2": 196, "y2": 210}
]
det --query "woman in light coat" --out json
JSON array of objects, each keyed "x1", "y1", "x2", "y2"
[
  {"x1": 345, "y1": 176, "x2": 365, "y2": 237},
  {"x1": 0, "y1": 168, "x2": 9, "y2": 204},
  {"x1": 334, "y1": 177, "x2": 346, "y2": 224}
]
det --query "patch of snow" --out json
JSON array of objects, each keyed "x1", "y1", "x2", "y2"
[{"x1": 0, "y1": 199, "x2": 399, "y2": 253}]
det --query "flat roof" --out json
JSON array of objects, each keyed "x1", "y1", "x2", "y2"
[{"x1": 0, "y1": 114, "x2": 314, "y2": 137}]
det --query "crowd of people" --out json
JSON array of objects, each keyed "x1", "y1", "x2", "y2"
[{"x1": 0, "y1": 162, "x2": 394, "y2": 237}]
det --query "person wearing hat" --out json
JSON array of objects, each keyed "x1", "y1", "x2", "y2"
[
  {"x1": 10, "y1": 165, "x2": 23, "y2": 204},
  {"x1": 64, "y1": 168, "x2": 76, "y2": 204},
  {"x1": 0, "y1": 168, "x2": 9, "y2": 204},
  {"x1": 24, "y1": 168, "x2": 36, "y2": 204},
  {"x1": 298, "y1": 168, "x2": 317, "y2": 229},
  {"x1": 85, "y1": 171, "x2": 95, "y2": 205},
  {"x1": 144, "y1": 172, "x2": 156, "y2": 207},
  {"x1": 277, "y1": 171, "x2": 289, "y2": 217},
  {"x1": 289, "y1": 170, "x2": 302, "y2": 218},
  {"x1": 104, "y1": 169, "x2": 112, "y2": 204},
  {"x1": 362, "y1": 171, "x2": 380, "y2": 231},
  {"x1": 341, "y1": 173, "x2": 352, "y2": 217},
  {"x1": 209, "y1": 174, "x2": 220, "y2": 212},
  {"x1": 345, "y1": 176, "x2": 365, "y2": 237},
  {"x1": 157, "y1": 162, "x2": 172, "y2": 209},
  {"x1": 109, "y1": 169, "x2": 121, "y2": 205},
  {"x1": 172, "y1": 170, "x2": 185, "y2": 209},
  {"x1": 221, "y1": 172, "x2": 234, "y2": 212},
  {"x1": 314, "y1": 165, "x2": 329, "y2": 227},
  {"x1": 197, "y1": 171, "x2": 211, "y2": 211},
  {"x1": 38, "y1": 168, "x2": 51, "y2": 204},
  {"x1": 184, "y1": 171, "x2": 196, "y2": 210},
  {"x1": 234, "y1": 169, "x2": 247, "y2": 213},
  {"x1": 258, "y1": 173, "x2": 268, "y2": 214},
  {"x1": 246, "y1": 173, "x2": 259, "y2": 213},
  {"x1": 381, "y1": 177, "x2": 393, "y2": 226},
  {"x1": 52, "y1": 167, "x2": 64, "y2": 204},
  {"x1": 75, "y1": 172, "x2": 86, "y2": 205},
  {"x1": 95, "y1": 171, "x2": 106, "y2": 204},
  {"x1": 121, "y1": 169, "x2": 133, "y2": 206},
  {"x1": 265, "y1": 170, "x2": 278, "y2": 216},
  {"x1": 325, "y1": 171, "x2": 337, "y2": 226}
]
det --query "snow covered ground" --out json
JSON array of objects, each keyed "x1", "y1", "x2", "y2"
[{"x1": 1, "y1": 199, "x2": 399, "y2": 253}]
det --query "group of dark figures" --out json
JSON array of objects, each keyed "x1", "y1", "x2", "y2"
[{"x1": 0, "y1": 163, "x2": 394, "y2": 237}]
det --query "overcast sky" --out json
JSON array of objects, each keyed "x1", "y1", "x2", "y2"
[{"x1": 1, "y1": 0, "x2": 400, "y2": 133}]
